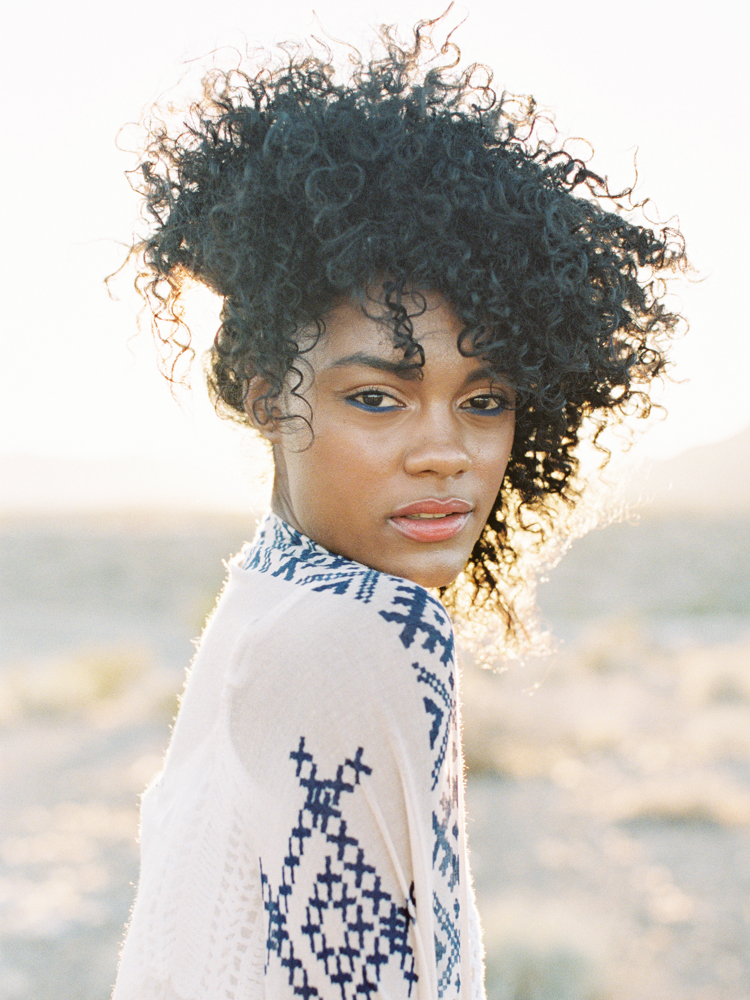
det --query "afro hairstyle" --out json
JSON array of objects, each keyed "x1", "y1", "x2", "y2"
[{"x1": 129, "y1": 15, "x2": 686, "y2": 640}]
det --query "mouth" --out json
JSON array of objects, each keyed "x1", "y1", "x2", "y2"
[{"x1": 388, "y1": 498, "x2": 473, "y2": 543}]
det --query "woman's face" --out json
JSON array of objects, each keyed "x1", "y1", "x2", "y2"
[{"x1": 265, "y1": 291, "x2": 515, "y2": 589}]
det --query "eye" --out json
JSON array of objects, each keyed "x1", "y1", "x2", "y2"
[
  {"x1": 345, "y1": 389, "x2": 403, "y2": 412},
  {"x1": 460, "y1": 392, "x2": 513, "y2": 414}
]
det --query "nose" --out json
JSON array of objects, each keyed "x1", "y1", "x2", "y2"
[{"x1": 403, "y1": 406, "x2": 471, "y2": 478}]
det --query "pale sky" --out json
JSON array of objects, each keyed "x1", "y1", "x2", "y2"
[{"x1": 1, "y1": 0, "x2": 747, "y2": 487}]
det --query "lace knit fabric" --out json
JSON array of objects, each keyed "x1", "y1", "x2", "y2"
[{"x1": 113, "y1": 513, "x2": 485, "y2": 1000}]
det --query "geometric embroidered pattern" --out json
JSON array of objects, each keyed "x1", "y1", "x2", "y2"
[
  {"x1": 241, "y1": 517, "x2": 454, "y2": 665},
  {"x1": 379, "y1": 583, "x2": 454, "y2": 667},
  {"x1": 261, "y1": 738, "x2": 418, "y2": 999},
  {"x1": 433, "y1": 792, "x2": 460, "y2": 893},
  {"x1": 241, "y1": 517, "x2": 383, "y2": 605},
  {"x1": 411, "y1": 660, "x2": 455, "y2": 791},
  {"x1": 433, "y1": 893, "x2": 462, "y2": 998},
  {"x1": 242, "y1": 514, "x2": 463, "y2": 999}
]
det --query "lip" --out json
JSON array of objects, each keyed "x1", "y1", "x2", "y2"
[
  {"x1": 388, "y1": 498, "x2": 473, "y2": 543},
  {"x1": 390, "y1": 498, "x2": 473, "y2": 517}
]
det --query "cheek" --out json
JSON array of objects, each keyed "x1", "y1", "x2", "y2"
[
  {"x1": 495, "y1": 419, "x2": 515, "y2": 465},
  {"x1": 478, "y1": 426, "x2": 515, "y2": 489},
  {"x1": 320, "y1": 425, "x2": 392, "y2": 479},
  {"x1": 292, "y1": 431, "x2": 381, "y2": 512}
]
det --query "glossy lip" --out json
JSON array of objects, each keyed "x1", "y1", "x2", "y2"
[
  {"x1": 390, "y1": 498, "x2": 473, "y2": 517},
  {"x1": 388, "y1": 498, "x2": 474, "y2": 543}
]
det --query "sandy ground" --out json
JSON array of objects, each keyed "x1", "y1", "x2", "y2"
[
  {"x1": 2, "y1": 511, "x2": 749, "y2": 999},
  {"x1": 2, "y1": 632, "x2": 750, "y2": 1000},
  {"x1": 463, "y1": 639, "x2": 750, "y2": 1000}
]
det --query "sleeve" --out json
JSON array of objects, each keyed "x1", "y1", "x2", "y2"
[{"x1": 227, "y1": 579, "x2": 474, "y2": 1000}]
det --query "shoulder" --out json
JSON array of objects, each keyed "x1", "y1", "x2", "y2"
[
  {"x1": 223, "y1": 514, "x2": 456, "y2": 685},
  {"x1": 235, "y1": 515, "x2": 453, "y2": 647},
  {"x1": 240, "y1": 554, "x2": 454, "y2": 663},
  {"x1": 226, "y1": 566, "x2": 460, "y2": 813},
  {"x1": 217, "y1": 562, "x2": 454, "y2": 710}
]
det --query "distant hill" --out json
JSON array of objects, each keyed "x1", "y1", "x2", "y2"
[
  {"x1": 2, "y1": 424, "x2": 749, "y2": 517},
  {"x1": 623, "y1": 423, "x2": 750, "y2": 514}
]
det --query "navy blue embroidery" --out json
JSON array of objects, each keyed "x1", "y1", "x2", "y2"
[
  {"x1": 432, "y1": 791, "x2": 460, "y2": 891},
  {"x1": 379, "y1": 584, "x2": 454, "y2": 666},
  {"x1": 424, "y1": 697, "x2": 443, "y2": 749},
  {"x1": 411, "y1": 660, "x2": 456, "y2": 791},
  {"x1": 242, "y1": 518, "x2": 383, "y2": 605},
  {"x1": 241, "y1": 518, "x2": 452, "y2": 645},
  {"x1": 262, "y1": 739, "x2": 418, "y2": 999},
  {"x1": 433, "y1": 894, "x2": 461, "y2": 998},
  {"x1": 243, "y1": 515, "x2": 462, "y2": 997}
]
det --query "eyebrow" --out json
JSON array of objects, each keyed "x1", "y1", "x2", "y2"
[
  {"x1": 326, "y1": 353, "x2": 502, "y2": 387},
  {"x1": 326, "y1": 353, "x2": 423, "y2": 380},
  {"x1": 463, "y1": 363, "x2": 501, "y2": 386}
]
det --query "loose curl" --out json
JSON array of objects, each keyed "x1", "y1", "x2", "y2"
[{"x1": 129, "y1": 16, "x2": 686, "y2": 645}]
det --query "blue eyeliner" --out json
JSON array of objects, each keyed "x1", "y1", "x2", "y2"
[{"x1": 345, "y1": 396, "x2": 402, "y2": 413}]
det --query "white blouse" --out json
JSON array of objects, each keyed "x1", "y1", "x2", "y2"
[{"x1": 112, "y1": 512, "x2": 485, "y2": 1000}]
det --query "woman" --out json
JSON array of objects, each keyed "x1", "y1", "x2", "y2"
[{"x1": 112, "y1": 18, "x2": 684, "y2": 1000}]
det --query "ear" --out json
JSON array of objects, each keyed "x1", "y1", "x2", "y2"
[{"x1": 244, "y1": 377, "x2": 283, "y2": 442}]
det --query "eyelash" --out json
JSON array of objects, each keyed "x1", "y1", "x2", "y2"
[
  {"x1": 461, "y1": 392, "x2": 513, "y2": 415},
  {"x1": 345, "y1": 389, "x2": 403, "y2": 412},
  {"x1": 345, "y1": 389, "x2": 512, "y2": 414}
]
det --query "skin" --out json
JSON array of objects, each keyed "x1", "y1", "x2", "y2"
[{"x1": 255, "y1": 290, "x2": 516, "y2": 589}]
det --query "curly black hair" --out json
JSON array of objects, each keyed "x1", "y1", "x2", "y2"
[{"x1": 129, "y1": 16, "x2": 686, "y2": 641}]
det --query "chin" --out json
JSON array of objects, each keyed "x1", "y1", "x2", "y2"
[{"x1": 397, "y1": 558, "x2": 466, "y2": 591}]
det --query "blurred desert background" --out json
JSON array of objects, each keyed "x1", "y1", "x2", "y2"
[
  {"x1": 2, "y1": 0, "x2": 750, "y2": 997},
  {"x1": 2, "y1": 428, "x2": 750, "y2": 1000}
]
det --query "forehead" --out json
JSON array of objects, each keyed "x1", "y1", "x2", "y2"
[{"x1": 314, "y1": 291, "x2": 464, "y2": 359}]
